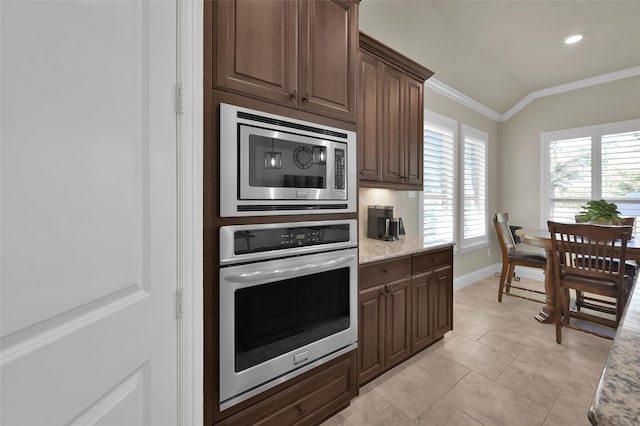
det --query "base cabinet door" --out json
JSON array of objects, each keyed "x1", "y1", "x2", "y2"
[
  {"x1": 384, "y1": 278, "x2": 411, "y2": 369},
  {"x1": 411, "y1": 273, "x2": 435, "y2": 353},
  {"x1": 433, "y1": 266, "x2": 453, "y2": 339},
  {"x1": 358, "y1": 247, "x2": 452, "y2": 385},
  {"x1": 358, "y1": 285, "x2": 386, "y2": 384}
]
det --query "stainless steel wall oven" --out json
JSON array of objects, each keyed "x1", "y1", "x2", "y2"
[
  {"x1": 219, "y1": 103, "x2": 357, "y2": 216},
  {"x1": 218, "y1": 220, "x2": 358, "y2": 410}
]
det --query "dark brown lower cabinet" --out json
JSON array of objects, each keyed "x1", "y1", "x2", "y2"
[
  {"x1": 216, "y1": 351, "x2": 357, "y2": 426},
  {"x1": 359, "y1": 246, "x2": 453, "y2": 385}
]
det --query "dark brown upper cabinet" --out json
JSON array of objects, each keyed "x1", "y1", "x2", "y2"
[
  {"x1": 214, "y1": 0, "x2": 358, "y2": 123},
  {"x1": 358, "y1": 33, "x2": 434, "y2": 189}
]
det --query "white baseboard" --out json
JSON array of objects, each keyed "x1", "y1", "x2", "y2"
[
  {"x1": 453, "y1": 264, "x2": 499, "y2": 290},
  {"x1": 453, "y1": 263, "x2": 544, "y2": 291}
]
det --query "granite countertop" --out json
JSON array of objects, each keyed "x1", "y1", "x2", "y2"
[
  {"x1": 359, "y1": 235, "x2": 454, "y2": 264},
  {"x1": 589, "y1": 282, "x2": 640, "y2": 425}
]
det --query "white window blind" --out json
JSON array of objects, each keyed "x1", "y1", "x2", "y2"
[
  {"x1": 548, "y1": 135, "x2": 592, "y2": 223},
  {"x1": 543, "y1": 120, "x2": 640, "y2": 232},
  {"x1": 461, "y1": 125, "x2": 488, "y2": 248},
  {"x1": 422, "y1": 112, "x2": 456, "y2": 244}
]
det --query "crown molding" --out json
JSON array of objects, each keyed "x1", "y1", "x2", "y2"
[
  {"x1": 501, "y1": 66, "x2": 640, "y2": 121},
  {"x1": 425, "y1": 78, "x2": 502, "y2": 121},
  {"x1": 426, "y1": 66, "x2": 640, "y2": 123}
]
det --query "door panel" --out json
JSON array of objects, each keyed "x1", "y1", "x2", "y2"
[
  {"x1": 299, "y1": 0, "x2": 357, "y2": 121},
  {"x1": 385, "y1": 279, "x2": 410, "y2": 368},
  {"x1": 1, "y1": 1, "x2": 178, "y2": 425},
  {"x1": 357, "y1": 52, "x2": 382, "y2": 181},
  {"x1": 433, "y1": 267, "x2": 454, "y2": 339},
  {"x1": 381, "y1": 65, "x2": 404, "y2": 183},
  {"x1": 215, "y1": 0, "x2": 297, "y2": 105},
  {"x1": 411, "y1": 273, "x2": 434, "y2": 352},
  {"x1": 358, "y1": 285, "x2": 385, "y2": 383},
  {"x1": 404, "y1": 77, "x2": 424, "y2": 186}
]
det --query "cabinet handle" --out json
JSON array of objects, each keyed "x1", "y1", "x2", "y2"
[
  {"x1": 296, "y1": 404, "x2": 306, "y2": 416},
  {"x1": 379, "y1": 288, "x2": 386, "y2": 296},
  {"x1": 302, "y1": 93, "x2": 309, "y2": 103},
  {"x1": 290, "y1": 90, "x2": 297, "y2": 101},
  {"x1": 359, "y1": 170, "x2": 364, "y2": 176}
]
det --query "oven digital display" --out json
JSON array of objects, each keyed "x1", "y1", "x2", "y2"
[{"x1": 233, "y1": 224, "x2": 350, "y2": 255}]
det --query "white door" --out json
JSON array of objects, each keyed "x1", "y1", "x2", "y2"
[{"x1": 1, "y1": 1, "x2": 179, "y2": 425}]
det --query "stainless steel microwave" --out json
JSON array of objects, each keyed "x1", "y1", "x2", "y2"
[{"x1": 219, "y1": 103, "x2": 357, "y2": 217}]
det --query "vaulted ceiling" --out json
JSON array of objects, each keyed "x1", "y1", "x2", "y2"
[{"x1": 359, "y1": 1, "x2": 640, "y2": 116}]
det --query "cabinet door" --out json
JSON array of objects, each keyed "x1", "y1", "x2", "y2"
[
  {"x1": 215, "y1": 0, "x2": 298, "y2": 106},
  {"x1": 381, "y1": 64, "x2": 405, "y2": 184},
  {"x1": 411, "y1": 272, "x2": 434, "y2": 353},
  {"x1": 358, "y1": 285, "x2": 385, "y2": 384},
  {"x1": 357, "y1": 51, "x2": 382, "y2": 182},
  {"x1": 385, "y1": 278, "x2": 411, "y2": 368},
  {"x1": 403, "y1": 76, "x2": 424, "y2": 187},
  {"x1": 299, "y1": 0, "x2": 357, "y2": 122},
  {"x1": 433, "y1": 266, "x2": 453, "y2": 339}
]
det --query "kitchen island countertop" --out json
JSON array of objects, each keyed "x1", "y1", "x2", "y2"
[
  {"x1": 589, "y1": 280, "x2": 640, "y2": 426},
  {"x1": 359, "y1": 235, "x2": 454, "y2": 264}
]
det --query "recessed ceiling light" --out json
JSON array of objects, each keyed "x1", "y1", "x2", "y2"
[{"x1": 564, "y1": 34, "x2": 584, "y2": 44}]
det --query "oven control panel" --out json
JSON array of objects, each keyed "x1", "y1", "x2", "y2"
[
  {"x1": 219, "y1": 219, "x2": 358, "y2": 264},
  {"x1": 234, "y1": 224, "x2": 348, "y2": 255}
]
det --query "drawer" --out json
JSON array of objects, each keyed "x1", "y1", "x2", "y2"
[
  {"x1": 412, "y1": 248, "x2": 453, "y2": 275},
  {"x1": 218, "y1": 351, "x2": 356, "y2": 426},
  {"x1": 359, "y1": 256, "x2": 411, "y2": 290}
]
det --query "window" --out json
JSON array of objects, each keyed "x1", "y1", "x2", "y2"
[
  {"x1": 421, "y1": 112, "x2": 456, "y2": 245},
  {"x1": 460, "y1": 125, "x2": 488, "y2": 249},
  {"x1": 542, "y1": 119, "x2": 640, "y2": 227},
  {"x1": 421, "y1": 113, "x2": 489, "y2": 250}
]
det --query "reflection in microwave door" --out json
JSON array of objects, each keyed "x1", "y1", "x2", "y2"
[{"x1": 293, "y1": 146, "x2": 313, "y2": 169}]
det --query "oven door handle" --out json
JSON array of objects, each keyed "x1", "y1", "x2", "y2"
[{"x1": 224, "y1": 255, "x2": 355, "y2": 283}]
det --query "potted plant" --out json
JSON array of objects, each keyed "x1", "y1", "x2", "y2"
[{"x1": 575, "y1": 199, "x2": 623, "y2": 225}]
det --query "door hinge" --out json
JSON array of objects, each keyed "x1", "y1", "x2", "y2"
[
  {"x1": 175, "y1": 83, "x2": 183, "y2": 115},
  {"x1": 176, "y1": 288, "x2": 184, "y2": 319}
]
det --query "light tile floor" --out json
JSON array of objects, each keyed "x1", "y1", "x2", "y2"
[{"x1": 322, "y1": 276, "x2": 614, "y2": 426}]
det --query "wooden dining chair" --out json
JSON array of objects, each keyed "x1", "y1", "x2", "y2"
[
  {"x1": 575, "y1": 217, "x2": 637, "y2": 316},
  {"x1": 493, "y1": 213, "x2": 546, "y2": 302},
  {"x1": 547, "y1": 221, "x2": 634, "y2": 343}
]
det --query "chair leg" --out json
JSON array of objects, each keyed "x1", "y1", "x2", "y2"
[
  {"x1": 498, "y1": 262, "x2": 509, "y2": 302},
  {"x1": 556, "y1": 285, "x2": 563, "y2": 344},
  {"x1": 563, "y1": 288, "x2": 571, "y2": 325},
  {"x1": 505, "y1": 263, "x2": 516, "y2": 293},
  {"x1": 575, "y1": 290, "x2": 582, "y2": 311}
]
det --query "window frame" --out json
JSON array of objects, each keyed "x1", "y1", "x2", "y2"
[
  {"x1": 459, "y1": 124, "x2": 489, "y2": 250},
  {"x1": 540, "y1": 119, "x2": 640, "y2": 228},
  {"x1": 420, "y1": 110, "x2": 458, "y2": 246}
]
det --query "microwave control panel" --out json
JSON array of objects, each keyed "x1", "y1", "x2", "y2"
[{"x1": 334, "y1": 148, "x2": 345, "y2": 190}]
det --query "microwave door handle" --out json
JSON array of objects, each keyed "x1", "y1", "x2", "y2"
[{"x1": 224, "y1": 255, "x2": 354, "y2": 284}]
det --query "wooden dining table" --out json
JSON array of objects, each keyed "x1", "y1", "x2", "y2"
[{"x1": 516, "y1": 228, "x2": 640, "y2": 323}]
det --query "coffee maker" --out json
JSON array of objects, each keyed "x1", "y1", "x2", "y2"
[{"x1": 367, "y1": 205, "x2": 404, "y2": 241}]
